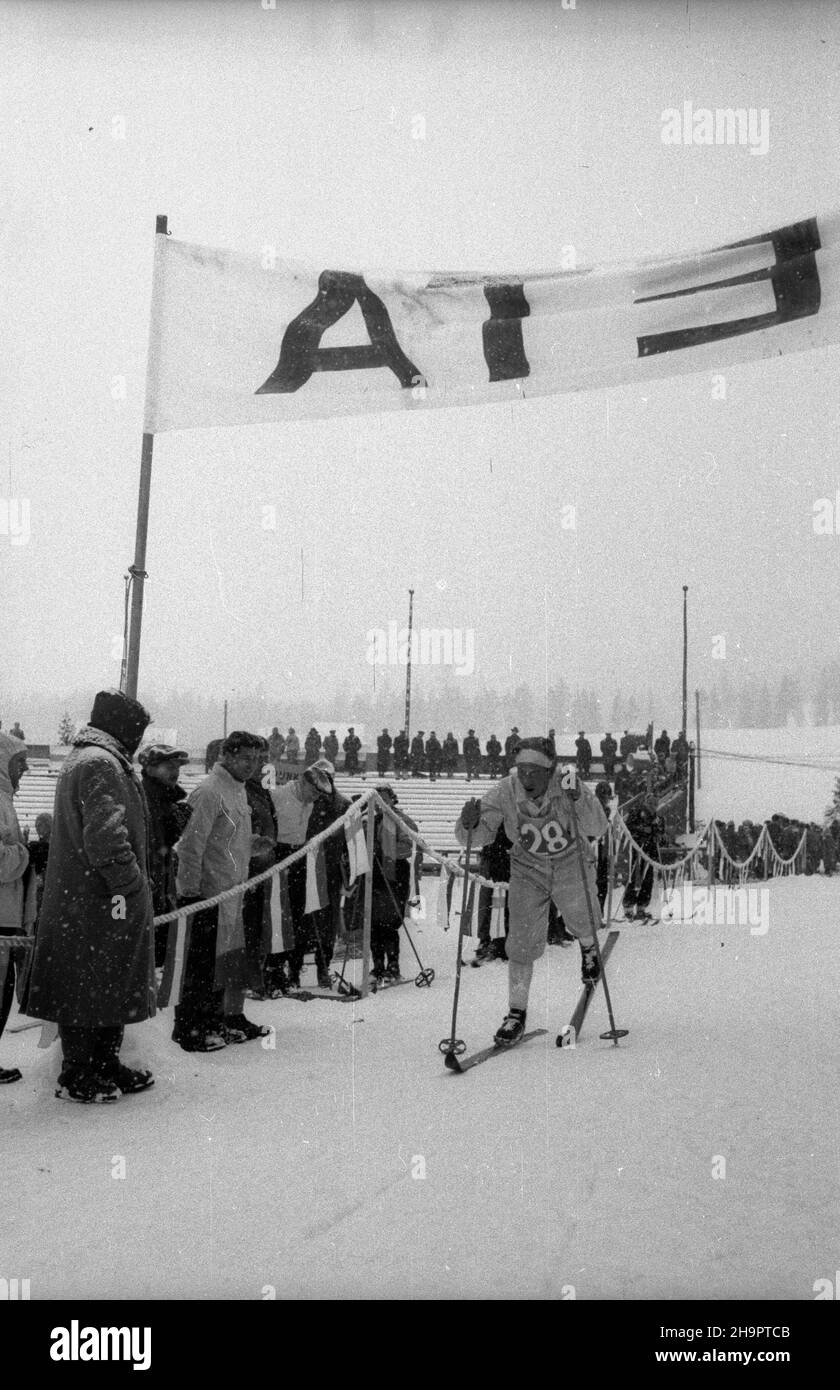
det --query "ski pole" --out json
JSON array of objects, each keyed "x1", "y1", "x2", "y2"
[
  {"x1": 373, "y1": 851, "x2": 434, "y2": 986},
  {"x1": 438, "y1": 824, "x2": 474, "y2": 1059},
  {"x1": 567, "y1": 789, "x2": 628, "y2": 1047}
]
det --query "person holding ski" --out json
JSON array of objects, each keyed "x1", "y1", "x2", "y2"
[{"x1": 455, "y1": 736, "x2": 607, "y2": 1047}]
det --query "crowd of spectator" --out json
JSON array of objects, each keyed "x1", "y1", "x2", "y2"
[{"x1": 0, "y1": 690, "x2": 422, "y2": 1101}]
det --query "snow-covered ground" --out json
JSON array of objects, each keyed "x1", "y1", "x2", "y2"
[
  {"x1": 1, "y1": 868, "x2": 837, "y2": 1301},
  {"x1": 695, "y1": 725, "x2": 840, "y2": 826}
]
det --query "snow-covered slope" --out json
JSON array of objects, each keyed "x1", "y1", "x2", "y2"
[{"x1": 1, "y1": 871, "x2": 837, "y2": 1300}]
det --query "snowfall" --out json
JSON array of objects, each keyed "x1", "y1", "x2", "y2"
[{"x1": 1, "y1": 728, "x2": 838, "y2": 1301}]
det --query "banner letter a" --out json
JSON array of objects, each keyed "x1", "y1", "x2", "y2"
[{"x1": 256, "y1": 271, "x2": 420, "y2": 393}]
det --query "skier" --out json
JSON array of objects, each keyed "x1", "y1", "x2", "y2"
[{"x1": 456, "y1": 736, "x2": 608, "y2": 1047}]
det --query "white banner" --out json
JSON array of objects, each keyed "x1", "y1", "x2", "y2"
[{"x1": 144, "y1": 215, "x2": 837, "y2": 432}]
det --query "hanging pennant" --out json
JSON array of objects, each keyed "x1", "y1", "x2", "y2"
[
  {"x1": 157, "y1": 912, "x2": 190, "y2": 1007},
  {"x1": 305, "y1": 844, "x2": 328, "y2": 914},
  {"x1": 344, "y1": 808, "x2": 369, "y2": 884},
  {"x1": 269, "y1": 869, "x2": 295, "y2": 952}
]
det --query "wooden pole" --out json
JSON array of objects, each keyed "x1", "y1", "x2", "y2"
[
  {"x1": 695, "y1": 688, "x2": 701, "y2": 789},
  {"x1": 360, "y1": 796, "x2": 376, "y2": 997},
  {"x1": 124, "y1": 213, "x2": 168, "y2": 700}
]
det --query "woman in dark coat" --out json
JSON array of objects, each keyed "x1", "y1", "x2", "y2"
[{"x1": 23, "y1": 689, "x2": 156, "y2": 1103}]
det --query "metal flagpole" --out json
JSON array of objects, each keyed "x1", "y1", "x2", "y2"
[
  {"x1": 681, "y1": 585, "x2": 688, "y2": 736},
  {"x1": 124, "y1": 213, "x2": 168, "y2": 700},
  {"x1": 404, "y1": 588, "x2": 415, "y2": 739}
]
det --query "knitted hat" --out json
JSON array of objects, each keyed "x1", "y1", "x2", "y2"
[{"x1": 90, "y1": 689, "x2": 151, "y2": 755}]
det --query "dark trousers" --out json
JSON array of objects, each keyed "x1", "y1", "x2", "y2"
[
  {"x1": 242, "y1": 880, "x2": 267, "y2": 986},
  {"x1": 371, "y1": 861, "x2": 408, "y2": 970},
  {"x1": 0, "y1": 955, "x2": 16, "y2": 1041},
  {"x1": 174, "y1": 905, "x2": 223, "y2": 1035},
  {"x1": 59, "y1": 1024, "x2": 123, "y2": 1075},
  {"x1": 264, "y1": 847, "x2": 306, "y2": 988},
  {"x1": 624, "y1": 863, "x2": 654, "y2": 913}
]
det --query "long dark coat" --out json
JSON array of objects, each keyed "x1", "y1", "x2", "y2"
[{"x1": 23, "y1": 726, "x2": 155, "y2": 1027}]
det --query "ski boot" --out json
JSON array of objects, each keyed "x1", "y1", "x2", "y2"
[
  {"x1": 493, "y1": 1008, "x2": 526, "y2": 1047},
  {"x1": 580, "y1": 941, "x2": 601, "y2": 985},
  {"x1": 472, "y1": 940, "x2": 492, "y2": 965},
  {"x1": 385, "y1": 961, "x2": 402, "y2": 982}
]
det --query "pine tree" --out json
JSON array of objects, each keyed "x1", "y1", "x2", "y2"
[
  {"x1": 825, "y1": 777, "x2": 840, "y2": 822},
  {"x1": 57, "y1": 711, "x2": 75, "y2": 745}
]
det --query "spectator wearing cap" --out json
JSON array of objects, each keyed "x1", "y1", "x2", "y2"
[
  {"x1": 269, "y1": 759, "x2": 336, "y2": 990},
  {"x1": 463, "y1": 729, "x2": 480, "y2": 781},
  {"x1": 268, "y1": 726, "x2": 286, "y2": 770},
  {"x1": 9, "y1": 721, "x2": 24, "y2": 741},
  {"x1": 304, "y1": 727, "x2": 322, "y2": 768},
  {"x1": 242, "y1": 738, "x2": 278, "y2": 999},
  {"x1": 323, "y1": 729, "x2": 339, "y2": 765},
  {"x1": 425, "y1": 731, "x2": 442, "y2": 781},
  {"x1": 485, "y1": 733, "x2": 502, "y2": 779},
  {"x1": 575, "y1": 731, "x2": 592, "y2": 779},
  {"x1": 410, "y1": 730, "x2": 425, "y2": 777},
  {"x1": 392, "y1": 729, "x2": 409, "y2": 780},
  {"x1": 173, "y1": 730, "x2": 271, "y2": 1050},
  {"x1": 442, "y1": 732, "x2": 459, "y2": 779},
  {"x1": 343, "y1": 727, "x2": 362, "y2": 776},
  {"x1": 25, "y1": 811, "x2": 53, "y2": 925},
  {"x1": 22, "y1": 689, "x2": 156, "y2": 1103},
  {"x1": 600, "y1": 732, "x2": 618, "y2": 780},
  {"x1": 297, "y1": 758, "x2": 351, "y2": 987},
  {"x1": 377, "y1": 728, "x2": 392, "y2": 778},
  {"x1": 369, "y1": 784, "x2": 418, "y2": 981},
  {"x1": 504, "y1": 727, "x2": 520, "y2": 773},
  {"x1": 1, "y1": 730, "x2": 35, "y2": 1084},
  {"x1": 139, "y1": 743, "x2": 192, "y2": 968}
]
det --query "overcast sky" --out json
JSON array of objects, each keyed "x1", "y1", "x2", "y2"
[{"x1": 3, "y1": 0, "x2": 840, "y2": 720}]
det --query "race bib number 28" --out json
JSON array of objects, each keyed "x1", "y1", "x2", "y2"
[{"x1": 519, "y1": 820, "x2": 570, "y2": 856}]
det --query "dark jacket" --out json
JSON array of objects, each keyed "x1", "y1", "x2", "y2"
[
  {"x1": 142, "y1": 774, "x2": 191, "y2": 916},
  {"x1": 24, "y1": 726, "x2": 155, "y2": 1027}
]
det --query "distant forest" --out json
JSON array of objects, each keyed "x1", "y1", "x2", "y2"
[{"x1": 7, "y1": 664, "x2": 840, "y2": 749}]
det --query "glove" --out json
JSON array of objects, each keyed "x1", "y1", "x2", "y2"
[{"x1": 460, "y1": 798, "x2": 482, "y2": 830}]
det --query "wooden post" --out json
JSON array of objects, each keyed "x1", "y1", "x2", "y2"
[
  {"x1": 360, "y1": 796, "x2": 376, "y2": 997},
  {"x1": 124, "y1": 213, "x2": 168, "y2": 701},
  {"x1": 695, "y1": 688, "x2": 701, "y2": 789},
  {"x1": 688, "y1": 744, "x2": 696, "y2": 833}
]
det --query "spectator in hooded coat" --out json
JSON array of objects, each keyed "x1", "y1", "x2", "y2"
[
  {"x1": 285, "y1": 728, "x2": 300, "y2": 764},
  {"x1": 22, "y1": 690, "x2": 156, "y2": 1103},
  {"x1": 425, "y1": 732, "x2": 442, "y2": 781},
  {"x1": 485, "y1": 734, "x2": 502, "y2": 779},
  {"x1": 575, "y1": 732, "x2": 592, "y2": 779},
  {"x1": 600, "y1": 733, "x2": 618, "y2": 779},
  {"x1": 0, "y1": 732, "x2": 36, "y2": 1084},
  {"x1": 304, "y1": 727, "x2": 322, "y2": 767},
  {"x1": 410, "y1": 731, "x2": 425, "y2": 777}
]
